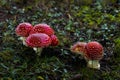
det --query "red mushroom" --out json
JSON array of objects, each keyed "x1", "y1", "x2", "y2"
[
  {"x1": 25, "y1": 33, "x2": 51, "y2": 55},
  {"x1": 84, "y1": 41, "x2": 103, "y2": 69},
  {"x1": 29, "y1": 23, "x2": 54, "y2": 36},
  {"x1": 50, "y1": 35, "x2": 59, "y2": 46},
  {"x1": 70, "y1": 42, "x2": 87, "y2": 56},
  {"x1": 15, "y1": 22, "x2": 33, "y2": 46}
]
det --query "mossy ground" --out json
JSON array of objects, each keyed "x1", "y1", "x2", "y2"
[{"x1": 0, "y1": 0, "x2": 120, "y2": 80}]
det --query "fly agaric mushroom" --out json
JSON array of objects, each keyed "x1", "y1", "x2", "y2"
[
  {"x1": 25, "y1": 33, "x2": 51, "y2": 55},
  {"x1": 84, "y1": 41, "x2": 103, "y2": 69},
  {"x1": 50, "y1": 35, "x2": 59, "y2": 46},
  {"x1": 70, "y1": 42, "x2": 87, "y2": 56},
  {"x1": 15, "y1": 22, "x2": 33, "y2": 46},
  {"x1": 29, "y1": 23, "x2": 54, "y2": 36}
]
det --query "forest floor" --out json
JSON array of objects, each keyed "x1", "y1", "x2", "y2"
[{"x1": 0, "y1": 0, "x2": 120, "y2": 80}]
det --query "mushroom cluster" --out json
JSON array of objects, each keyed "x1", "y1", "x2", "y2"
[
  {"x1": 71, "y1": 41, "x2": 103, "y2": 69},
  {"x1": 16, "y1": 23, "x2": 103, "y2": 69},
  {"x1": 15, "y1": 22, "x2": 59, "y2": 55}
]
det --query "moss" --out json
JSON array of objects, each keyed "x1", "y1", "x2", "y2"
[
  {"x1": 114, "y1": 38, "x2": 120, "y2": 57},
  {"x1": 0, "y1": 48, "x2": 14, "y2": 60}
]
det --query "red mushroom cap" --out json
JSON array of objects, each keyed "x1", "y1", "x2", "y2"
[
  {"x1": 15, "y1": 22, "x2": 33, "y2": 37},
  {"x1": 71, "y1": 42, "x2": 87, "y2": 54},
  {"x1": 30, "y1": 24, "x2": 54, "y2": 36},
  {"x1": 50, "y1": 35, "x2": 59, "y2": 46},
  {"x1": 85, "y1": 41, "x2": 103, "y2": 60},
  {"x1": 25, "y1": 33, "x2": 51, "y2": 48}
]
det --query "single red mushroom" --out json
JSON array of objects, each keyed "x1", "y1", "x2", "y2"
[
  {"x1": 25, "y1": 33, "x2": 51, "y2": 55},
  {"x1": 29, "y1": 23, "x2": 54, "y2": 36},
  {"x1": 15, "y1": 22, "x2": 33, "y2": 46},
  {"x1": 50, "y1": 35, "x2": 59, "y2": 46},
  {"x1": 84, "y1": 41, "x2": 103, "y2": 69},
  {"x1": 70, "y1": 42, "x2": 87, "y2": 56}
]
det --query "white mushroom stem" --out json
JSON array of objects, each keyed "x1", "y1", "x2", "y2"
[
  {"x1": 18, "y1": 37, "x2": 27, "y2": 46},
  {"x1": 87, "y1": 60, "x2": 100, "y2": 69},
  {"x1": 33, "y1": 47, "x2": 43, "y2": 56}
]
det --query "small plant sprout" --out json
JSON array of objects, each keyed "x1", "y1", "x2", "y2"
[
  {"x1": 70, "y1": 42, "x2": 87, "y2": 56},
  {"x1": 15, "y1": 22, "x2": 33, "y2": 46},
  {"x1": 84, "y1": 41, "x2": 103, "y2": 69},
  {"x1": 29, "y1": 23, "x2": 54, "y2": 36},
  {"x1": 25, "y1": 33, "x2": 51, "y2": 56}
]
